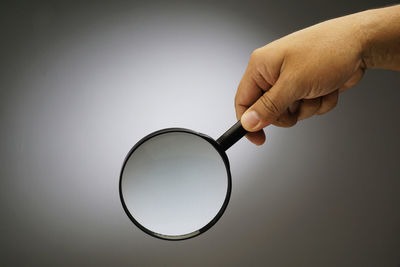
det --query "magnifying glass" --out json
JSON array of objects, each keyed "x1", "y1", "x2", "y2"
[{"x1": 119, "y1": 121, "x2": 247, "y2": 240}]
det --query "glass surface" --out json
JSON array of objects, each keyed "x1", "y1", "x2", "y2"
[{"x1": 121, "y1": 131, "x2": 228, "y2": 237}]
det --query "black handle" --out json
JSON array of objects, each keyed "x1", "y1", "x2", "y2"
[{"x1": 216, "y1": 121, "x2": 247, "y2": 151}]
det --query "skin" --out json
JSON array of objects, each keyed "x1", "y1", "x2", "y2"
[{"x1": 235, "y1": 5, "x2": 400, "y2": 145}]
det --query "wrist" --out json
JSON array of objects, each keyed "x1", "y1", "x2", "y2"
[{"x1": 358, "y1": 5, "x2": 400, "y2": 70}]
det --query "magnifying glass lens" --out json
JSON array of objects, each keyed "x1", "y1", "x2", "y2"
[{"x1": 120, "y1": 131, "x2": 229, "y2": 239}]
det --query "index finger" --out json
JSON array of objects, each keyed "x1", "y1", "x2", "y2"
[
  {"x1": 234, "y1": 66, "x2": 271, "y2": 145},
  {"x1": 235, "y1": 55, "x2": 273, "y2": 117}
]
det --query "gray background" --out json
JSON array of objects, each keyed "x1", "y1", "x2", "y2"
[{"x1": 1, "y1": 0, "x2": 399, "y2": 266}]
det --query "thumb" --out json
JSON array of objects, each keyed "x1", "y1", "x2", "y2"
[{"x1": 241, "y1": 78, "x2": 299, "y2": 132}]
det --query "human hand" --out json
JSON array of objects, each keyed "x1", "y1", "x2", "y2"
[{"x1": 235, "y1": 14, "x2": 368, "y2": 145}]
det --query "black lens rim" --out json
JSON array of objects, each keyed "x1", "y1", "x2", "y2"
[{"x1": 119, "y1": 128, "x2": 232, "y2": 241}]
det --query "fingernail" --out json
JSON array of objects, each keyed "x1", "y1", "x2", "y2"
[{"x1": 241, "y1": 110, "x2": 260, "y2": 130}]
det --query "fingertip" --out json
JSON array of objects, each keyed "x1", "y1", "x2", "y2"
[
  {"x1": 245, "y1": 130, "x2": 266, "y2": 146},
  {"x1": 241, "y1": 110, "x2": 262, "y2": 131}
]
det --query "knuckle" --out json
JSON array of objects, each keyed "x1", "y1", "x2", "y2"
[
  {"x1": 259, "y1": 94, "x2": 281, "y2": 120},
  {"x1": 249, "y1": 48, "x2": 263, "y2": 63}
]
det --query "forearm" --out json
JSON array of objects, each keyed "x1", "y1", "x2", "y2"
[{"x1": 359, "y1": 5, "x2": 400, "y2": 70}]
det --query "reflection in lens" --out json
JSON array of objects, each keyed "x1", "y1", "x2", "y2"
[{"x1": 121, "y1": 131, "x2": 228, "y2": 238}]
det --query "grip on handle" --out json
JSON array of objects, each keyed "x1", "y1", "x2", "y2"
[{"x1": 216, "y1": 121, "x2": 247, "y2": 151}]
